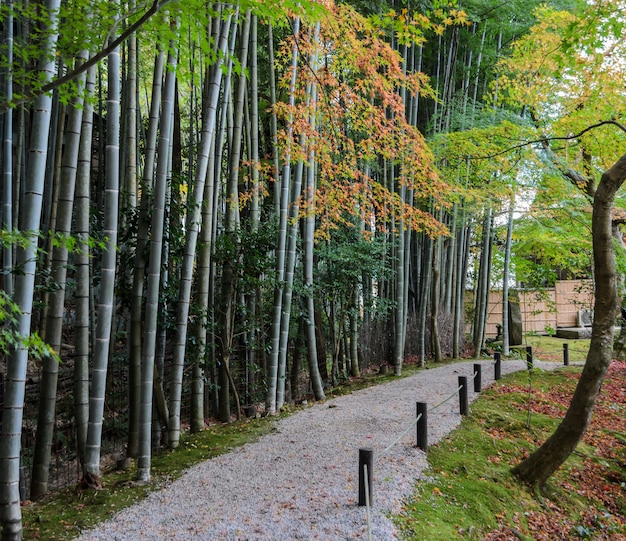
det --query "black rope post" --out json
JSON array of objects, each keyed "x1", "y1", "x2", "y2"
[
  {"x1": 526, "y1": 345, "x2": 533, "y2": 370},
  {"x1": 494, "y1": 352, "x2": 501, "y2": 380},
  {"x1": 358, "y1": 448, "x2": 374, "y2": 507},
  {"x1": 416, "y1": 402, "x2": 428, "y2": 451},
  {"x1": 563, "y1": 343, "x2": 569, "y2": 366},
  {"x1": 458, "y1": 376, "x2": 468, "y2": 416},
  {"x1": 473, "y1": 364, "x2": 482, "y2": 393}
]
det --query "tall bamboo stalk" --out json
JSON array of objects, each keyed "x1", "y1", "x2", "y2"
[
  {"x1": 0, "y1": 1, "x2": 61, "y2": 537},
  {"x1": 137, "y1": 30, "x2": 179, "y2": 482}
]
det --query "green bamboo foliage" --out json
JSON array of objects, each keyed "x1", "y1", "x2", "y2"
[{"x1": 0, "y1": 1, "x2": 61, "y2": 536}]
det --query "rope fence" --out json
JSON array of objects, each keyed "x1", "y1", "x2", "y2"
[
  {"x1": 358, "y1": 363, "x2": 483, "y2": 515},
  {"x1": 357, "y1": 343, "x2": 576, "y2": 529}
]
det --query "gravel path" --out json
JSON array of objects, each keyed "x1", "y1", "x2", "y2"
[{"x1": 76, "y1": 359, "x2": 557, "y2": 541}]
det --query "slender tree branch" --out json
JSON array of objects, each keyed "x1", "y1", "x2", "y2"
[
  {"x1": 0, "y1": 0, "x2": 174, "y2": 114},
  {"x1": 470, "y1": 119, "x2": 626, "y2": 161}
]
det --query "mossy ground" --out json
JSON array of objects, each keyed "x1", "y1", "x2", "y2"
[
  {"x1": 23, "y1": 418, "x2": 275, "y2": 539},
  {"x1": 396, "y1": 336, "x2": 626, "y2": 540}
]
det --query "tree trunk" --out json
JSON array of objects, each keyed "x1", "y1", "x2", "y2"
[
  {"x1": 267, "y1": 17, "x2": 300, "y2": 415},
  {"x1": 393, "y1": 183, "x2": 407, "y2": 375},
  {"x1": 512, "y1": 154, "x2": 626, "y2": 487},
  {"x1": 314, "y1": 303, "x2": 329, "y2": 383},
  {"x1": 136, "y1": 35, "x2": 178, "y2": 483},
  {"x1": 452, "y1": 220, "x2": 469, "y2": 358},
  {"x1": 302, "y1": 91, "x2": 325, "y2": 399},
  {"x1": 217, "y1": 10, "x2": 250, "y2": 423},
  {"x1": 74, "y1": 64, "x2": 96, "y2": 468},
  {"x1": 2, "y1": 0, "x2": 13, "y2": 298},
  {"x1": 418, "y1": 232, "x2": 433, "y2": 365},
  {"x1": 168, "y1": 10, "x2": 230, "y2": 447},
  {"x1": 123, "y1": 6, "x2": 138, "y2": 212},
  {"x1": 502, "y1": 198, "x2": 514, "y2": 356},
  {"x1": 431, "y1": 244, "x2": 443, "y2": 362},
  {"x1": 349, "y1": 288, "x2": 360, "y2": 377},
  {"x1": 0, "y1": 2, "x2": 61, "y2": 537},
  {"x1": 31, "y1": 54, "x2": 87, "y2": 500},
  {"x1": 128, "y1": 48, "x2": 164, "y2": 458},
  {"x1": 83, "y1": 29, "x2": 120, "y2": 483},
  {"x1": 473, "y1": 207, "x2": 492, "y2": 357}
]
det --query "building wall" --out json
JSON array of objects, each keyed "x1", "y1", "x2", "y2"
[{"x1": 485, "y1": 280, "x2": 594, "y2": 337}]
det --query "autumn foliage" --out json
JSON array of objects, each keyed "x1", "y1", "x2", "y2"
[
  {"x1": 272, "y1": 2, "x2": 453, "y2": 238},
  {"x1": 486, "y1": 363, "x2": 626, "y2": 540}
]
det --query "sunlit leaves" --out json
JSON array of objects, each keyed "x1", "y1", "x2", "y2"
[
  {"x1": 270, "y1": 2, "x2": 451, "y2": 239},
  {"x1": 495, "y1": 2, "x2": 626, "y2": 175}
]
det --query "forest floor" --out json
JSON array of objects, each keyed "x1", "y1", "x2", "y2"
[
  {"x1": 22, "y1": 335, "x2": 626, "y2": 540},
  {"x1": 398, "y1": 337, "x2": 626, "y2": 540}
]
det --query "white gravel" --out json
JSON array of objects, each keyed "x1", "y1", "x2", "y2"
[{"x1": 75, "y1": 359, "x2": 556, "y2": 541}]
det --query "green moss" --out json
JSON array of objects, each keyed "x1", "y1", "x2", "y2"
[
  {"x1": 22, "y1": 416, "x2": 276, "y2": 540},
  {"x1": 396, "y1": 366, "x2": 612, "y2": 540}
]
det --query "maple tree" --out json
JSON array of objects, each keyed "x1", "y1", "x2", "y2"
[{"x1": 491, "y1": 1, "x2": 626, "y2": 486}]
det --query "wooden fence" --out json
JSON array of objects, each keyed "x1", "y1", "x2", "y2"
[{"x1": 485, "y1": 280, "x2": 594, "y2": 338}]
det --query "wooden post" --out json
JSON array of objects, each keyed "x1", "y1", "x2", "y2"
[
  {"x1": 494, "y1": 352, "x2": 501, "y2": 380},
  {"x1": 358, "y1": 448, "x2": 374, "y2": 506},
  {"x1": 563, "y1": 343, "x2": 569, "y2": 366},
  {"x1": 526, "y1": 345, "x2": 533, "y2": 369},
  {"x1": 459, "y1": 376, "x2": 468, "y2": 416},
  {"x1": 416, "y1": 402, "x2": 428, "y2": 451},
  {"x1": 473, "y1": 363, "x2": 482, "y2": 393}
]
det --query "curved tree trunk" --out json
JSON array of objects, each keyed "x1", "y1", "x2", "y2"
[{"x1": 512, "y1": 154, "x2": 626, "y2": 487}]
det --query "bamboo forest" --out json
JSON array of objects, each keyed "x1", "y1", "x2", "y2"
[{"x1": 1, "y1": 0, "x2": 626, "y2": 538}]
